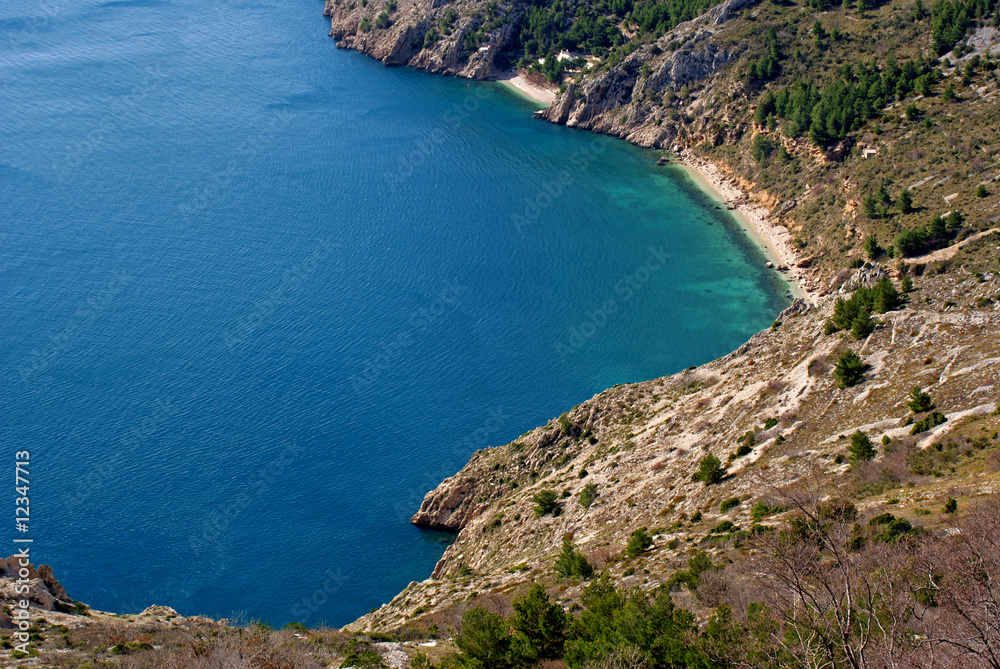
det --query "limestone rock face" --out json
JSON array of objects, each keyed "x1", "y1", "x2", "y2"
[
  {"x1": 539, "y1": 0, "x2": 759, "y2": 147},
  {"x1": 0, "y1": 555, "x2": 74, "y2": 610},
  {"x1": 324, "y1": 0, "x2": 519, "y2": 78},
  {"x1": 410, "y1": 476, "x2": 483, "y2": 532}
]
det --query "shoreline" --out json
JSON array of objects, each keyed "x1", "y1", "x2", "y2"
[
  {"x1": 674, "y1": 151, "x2": 821, "y2": 304},
  {"x1": 494, "y1": 70, "x2": 557, "y2": 106}
]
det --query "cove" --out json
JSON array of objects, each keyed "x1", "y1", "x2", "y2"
[{"x1": 0, "y1": 0, "x2": 788, "y2": 626}]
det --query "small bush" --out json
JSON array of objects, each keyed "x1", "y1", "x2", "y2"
[
  {"x1": 720, "y1": 497, "x2": 741, "y2": 513},
  {"x1": 834, "y1": 349, "x2": 866, "y2": 388},
  {"x1": 710, "y1": 520, "x2": 738, "y2": 535},
  {"x1": 751, "y1": 501, "x2": 782, "y2": 521},
  {"x1": 911, "y1": 412, "x2": 947, "y2": 434},
  {"x1": 943, "y1": 497, "x2": 958, "y2": 514},
  {"x1": 533, "y1": 490, "x2": 561, "y2": 517},
  {"x1": 694, "y1": 454, "x2": 726, "y2": 485},
  {"x1": 625, "y1": 528, "x2": 653, "y2": 557},
  {"x1": 907, "y1": 386, "x2": 934, "y2": 413},
  {"x1": 578, "y1": 483, "x2": 598, "y2": 509},
  {"x1": 558, "y1": 413, "x2": 573, "y2": 434}
]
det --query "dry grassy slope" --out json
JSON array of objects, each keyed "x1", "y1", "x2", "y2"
[{"x1": 349, "y1": 255, "x2": 1000, "y2": 633}]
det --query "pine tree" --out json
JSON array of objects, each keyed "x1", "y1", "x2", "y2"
[
  {"x1": 851, "y1": 307, "x2": 875, "y2": 339},
  {"x1": 512, "y1": 584, "x2": 568, "y2": 661},
  {"x1": 695, "y1": 454, "x2": 726, "y2": 485},
  {"x1": 834, "y1": 349, "x2": 866, "y2": 388},
  {"x1": 554, "y1": 538, "x2": 594, "y2": 579},
  {"x1": 907, "y1": 386, "x2": 934, "y2": 413},
  {"x1": 897, "y1": 189, "x2": 914, "y2": 213},
  {"x1": 864, "y1": 235, "x2": 881, "y2": 259},
  {"x1": 848, "y1": 430, "x2": 877, "y2": 461}
]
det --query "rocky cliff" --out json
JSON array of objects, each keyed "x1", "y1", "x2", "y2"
[{"x1": 324, "y1": 0, "x2": 520, "y2": 78}]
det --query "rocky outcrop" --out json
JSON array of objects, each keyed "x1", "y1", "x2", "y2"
[
  {"x1": 410, "y1": 474, "x2": 486, "y2": 532},
  {"x1": 324, "y1": 0, "x2": 520, "y2": 78},
  {"x1": 411, "y1": 423, "x2": 578, "y2": 533},
  {"x1": 538, "y1": 0, "x2": 759, "y2": 147},
  {"x1": 0, "y1": 555, "x2": 74, "y2": 611}
]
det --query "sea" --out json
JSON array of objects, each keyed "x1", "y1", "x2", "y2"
[{"x1": 0, "y1": 0, "x2": 789, "y2": 626}]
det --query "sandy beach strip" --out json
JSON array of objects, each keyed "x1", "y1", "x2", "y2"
[
  {"x1": 495, "y1": 71, "x2": 557, "y2": 106},
  {"x1": 675, "y1": 151, "x2": 822, "y2": 304}
]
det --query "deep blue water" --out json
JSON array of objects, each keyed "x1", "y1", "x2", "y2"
[{"x1": 0, "y1": 0, "x2": 789, "y2": 626}]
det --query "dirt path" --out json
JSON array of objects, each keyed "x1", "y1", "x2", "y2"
[{"x1": 908, "y1": 228, "x2": 1000, "y2": 264}]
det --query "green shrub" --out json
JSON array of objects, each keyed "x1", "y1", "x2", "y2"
[
  {"x1": 554, "y1": 538, "x2": 594, "y2": 579},
  {"x1": 533, "y1": 490, "x2": 561, "y2": 517},
  {"x1": 763, "y1": 417, "x2": 778, "y2": 430},
  {"x1": 720, "y1": 497, "x2": 741, "y2": 513},
  {"x1": 625, "y1": 527, "x2": 653, "y2": 557},
  {"x1": 558, "y1": 413, "x2": 573, "y2": 434},
  {"x1": 975, "y1": 184, "x2": 989, "y2": 197},
  {"x1": 943, "y1": 497, "x2": 958, "y2": 514},
  {"x1": 834, "y1": 349, "x2": 866, "y2": 388},
  {"x1": 578, "y1": 483, "x2": 598, "y2": 508},
  {"x1": 907, "y1": 386, "x2": 934, "y2": 413},
  {"x1": 667, "y1": 551, "x2": 715, "y2": 590},
  {"x1": 694, "y1": 454, "x2": 726, "y2": 485},
  {"x1": 751, "y1": 501, "x2": 782, "y2": 521},
  {"x1": 910, "y1": 412, "x2": 946, "y2": 434},
  {"x1": 710, "y1": 520, "x2": 738, "y2": 535}
]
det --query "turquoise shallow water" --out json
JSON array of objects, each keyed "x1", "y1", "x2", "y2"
[{"x1": 0, "y1": 0, "x2": 788, "y2": 626}]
